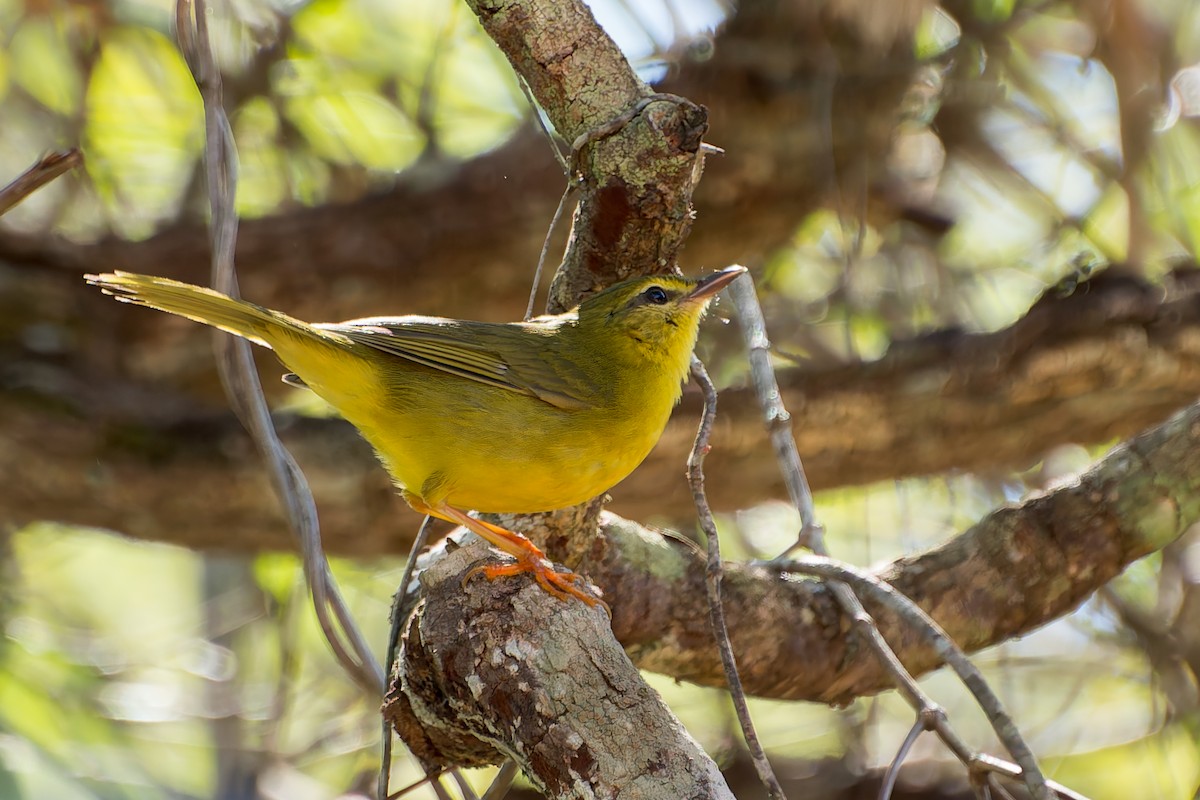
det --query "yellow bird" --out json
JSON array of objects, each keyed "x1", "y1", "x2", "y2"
[{"x1": 86, "y1": 266, "x2": 746, "y2": 607}]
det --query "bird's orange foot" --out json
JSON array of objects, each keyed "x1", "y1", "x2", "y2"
[
  {"x1": 412, "y1": 499, "x2": 610, "y2": 613},
  {"x1": 463, "y1": 554, "x2": 609, "y2": 614}
]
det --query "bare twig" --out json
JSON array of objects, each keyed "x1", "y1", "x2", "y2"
[
  {"x1": 516, "y1": 65, "x2": 581, "y2": 322},
  {"x1": 0, "y1": 149, "x2": 82, "y2": 217},
  {"x1": 879, "y1": 720, "x2": 924, "y2": 800},
  {"x1": 450, "y1": 769, "x2": 481, "y2": 800},
  {"x1": 516, "y1": 73, "x2": 570, "y2": 176},
  {"x1": 727, "y1": 272, "x2": 823, "y2": 552},
  {"x1": 777, "y1": 557, "x2": 1067, "y2": 800},
  {"x1": 974, "y1": 754, "x2": 1091, "y2": 800},
  {"x1": 568, "y1": 91, "x2": 691, "y2": 155},
  {"x1": 381, "y1": 514, "x2": 437, "y2": 799},
  {"x1": 729, "y1": 272, "x2": 1058, "y2": 800},
  {"x1": 480, "y1": 761, "x2": 519, "y2": 800},
  {"x1": 175, "y1": 0, "x2": 383, "y2": 695},
  {"x1": 428, "y1": 774, "x2": 454, "y2": 800},
  {"x1": 525, "y1": 183, "x2": 577, "y2": 321},
  {"x1": 385, "y1": 769, "x2": 443, "y2": 799},
  {"x1": 688, "y1": 356, "x2": 785, "y2": 800}
]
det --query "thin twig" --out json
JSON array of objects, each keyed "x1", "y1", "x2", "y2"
[
  {"x1": 0, "y1": 149, "x2": 82, "y2": 217},
  {"x1": 525, "y1": 183, "x2": 577, "y2": 321},
  {"x1": 430, "y1": 774, "x2": 455, "y2": 800},
  {"x1": 687, "y1": 356, "x2": 786, "y2": 800},
  {"x1": 517, "y1": 69, "x2": 579, "y2": 321},
  {"x1": 879, "y1": 720, "x2": 924, "y2": 800},
  {"x1": 480, "y1": 761, "x2": 519, "y2": 800},
  {"x1": 176, "y1": 0, "x2": 383, "y2": 696},
  {"x1": 569, "y1": 92, "x2": 690, "y2": 154},
  {"x1": 992, "y1": 775, "x2": 1019, "y2": 800},
  {"x1": 973, "y1": 754, "x2": 1090, "y2": 800},
  {"x1": 727, "y1": 272, "x2": 823, "y2": 552},
  {"x1": 386, "y1": 768, "x2": 445, "y2": 800},
  {"x1": 516, "y1": 73, "x2": 570, "y2": 176},
  {"x1": 729, "y1": 273, "x2": 1059, "y2": 800},
  {"x1": 775, "y1": 557, "x2": 1064, "y2": 800},
  {"x1": 380, "y1": 514, "x2": 436, "y2": 800},
  {"x1": 450, "y1": 769, "x2": 481, "y2": 800}
]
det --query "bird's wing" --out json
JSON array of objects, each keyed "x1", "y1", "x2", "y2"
[{"x1": 322, "y1": 317, "x2": 596, "y2": 411}]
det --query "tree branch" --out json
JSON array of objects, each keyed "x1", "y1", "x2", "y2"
[
  {"x1": 383, "y1": 541, "x2": 735, "y2": 799},
  {"x1": 591, "y1": 399, "x2": 1200, "y2": 702}
]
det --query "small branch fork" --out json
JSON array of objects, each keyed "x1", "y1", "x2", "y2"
[
  {"x1": 174, "y1": 0, "x2": 383, "y2": 696},
  {"x1": 720, "y1": 270, "x2": 1077, "y2": 800},
  {"x1": 688, "y1": 357, "x2": 787, "y2": 800}
]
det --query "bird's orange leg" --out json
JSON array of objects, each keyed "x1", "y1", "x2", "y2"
[{"x1": 406, "y1": 497, "x2": 607, "y2": 611}]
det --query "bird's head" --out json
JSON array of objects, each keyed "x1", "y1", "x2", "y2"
[{"x1": 577, "y1": 266, "x2": 746, "y2": 366}]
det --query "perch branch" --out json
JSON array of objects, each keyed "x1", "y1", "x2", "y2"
[{"x1": 384, "y1": 541, "x2": 735, "y2": 799}]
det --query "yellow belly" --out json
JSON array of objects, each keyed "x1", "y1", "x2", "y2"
[
  {"x1": 303, "y1": 357, "x2": 670, "y2": 513},
  {"x1": 367, "y1": 398, "x2": 666, "y2": 512}
]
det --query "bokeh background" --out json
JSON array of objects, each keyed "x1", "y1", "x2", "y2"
[{"x1": 3, "y1": 0, "x2": 1200, "y2": 797}]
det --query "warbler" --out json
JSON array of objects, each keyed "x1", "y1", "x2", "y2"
[{"x1": 86, "y1": 266, "x2": 746, "y2": 606}]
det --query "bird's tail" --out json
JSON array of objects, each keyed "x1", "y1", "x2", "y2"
[{"x1": 86, "y1": 271, "x2": 322, "y2": 352}]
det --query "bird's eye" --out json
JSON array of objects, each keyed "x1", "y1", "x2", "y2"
[{"x1": 644, "y1": 286, "x2": 669, "y2": 305}]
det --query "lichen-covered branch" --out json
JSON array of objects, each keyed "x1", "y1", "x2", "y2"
[
  {"x1": 465, "y1": 0, "x2": 708, "y2": 311},
  {"x1": 384, "y1": 542, "x2": 734, "y2": 799}
]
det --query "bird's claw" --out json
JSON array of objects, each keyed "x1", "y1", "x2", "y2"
[{"x1": 462, "y1": 555, "x2": 610, "y2": 616}]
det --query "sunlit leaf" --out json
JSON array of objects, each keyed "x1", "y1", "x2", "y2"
[
  {"x1": 429, "y1": 17, "x2": 524, "y2": 157},
  {"x1": 83, "y1": 27, "x2": 203, "y2": 239},
  {"x1": 253, "y1": 553, "x2": 302, "y2": 605},
  {"x1": 233, "y1": 97, "x2": 288, "y2": 216},
  {"x1": 286, "y1": 81, "x2": 422, "y2": 170},
  {"x1": 973, "y1": 0, "x2": 1015, "y2": 23},
  {"x1": 10, "y1": 17, "x2": 83, "y2": 115},
  {"x1": 914, "y1": 6, "x2": 961, "y2": 60},
  {"x1": 1081, "y1": 183, "x2": 1129, "y2": 262}
]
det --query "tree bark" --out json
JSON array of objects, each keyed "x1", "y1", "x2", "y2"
[{"x1": 384, "y1": 541, "x2": 734, "y2": 798}]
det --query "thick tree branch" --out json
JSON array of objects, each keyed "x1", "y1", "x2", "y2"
[
  {"x1": 464, "y1": 0, "x2": 708, "y2": 309},
  {"x1": 383, "y1": 541, "x2": 735, "y2": 798}
]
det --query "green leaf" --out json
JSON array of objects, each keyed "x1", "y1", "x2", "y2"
[
  {"x1": 10, "y1": 18, "x2": 83, "y2": 115},
  {"x1": 83, "y1": 27, "x2": 203, "y2": 238}
]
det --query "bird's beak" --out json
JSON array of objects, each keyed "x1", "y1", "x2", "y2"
[{"x1": 685, "y1": 265, "x2": 748, "y2": 303}]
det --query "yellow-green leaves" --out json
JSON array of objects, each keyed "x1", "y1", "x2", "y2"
[
  {"x1": 10, "y1": 17, "x2": 83, "y2": 116},
  {"x1": 84, "y1": 27, "x2": 203, "y2": 238}
]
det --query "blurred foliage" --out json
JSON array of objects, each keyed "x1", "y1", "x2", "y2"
[
  {"x1": 4, "y1": 0, "x2": 1200, "y2": 797},
  {"x1": 0, "y1": 0, "x2": 530, "y2": 238}
]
